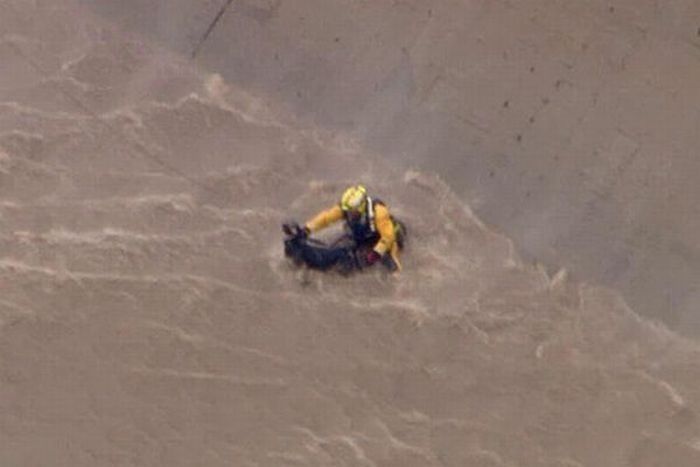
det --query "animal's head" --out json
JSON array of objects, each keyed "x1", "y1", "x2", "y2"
[{"x1": 282, "y1": 223, "x2": 306, "y2": 263}]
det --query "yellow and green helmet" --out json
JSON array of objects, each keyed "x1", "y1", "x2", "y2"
[{"x1": 340, "y1": 184, "x2": 368, "y2": 213}]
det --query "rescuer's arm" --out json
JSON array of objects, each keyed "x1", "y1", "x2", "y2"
[
  {"x1": 304, "y1": 205, "x2": 344, "y2": 233},
  {"x1": 372, "y1": 205, "x2": 396, "y2": 255}
]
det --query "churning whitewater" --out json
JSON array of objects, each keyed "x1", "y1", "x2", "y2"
[{"x1": 2, "y1": 1, "x2": 700, "y2": 466}]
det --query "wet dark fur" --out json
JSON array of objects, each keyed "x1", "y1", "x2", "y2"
[{"x1": 283, "y1": 223, "x2": 359, "y2": 273}]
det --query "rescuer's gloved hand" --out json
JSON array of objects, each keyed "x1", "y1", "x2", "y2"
[{"x1": 366, "y1": 250, "x2": 380, "y2": 266}]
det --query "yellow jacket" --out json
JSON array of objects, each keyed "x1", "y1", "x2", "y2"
[{"x1": 305, "y1": 202, "x2": 401, "y2": 268}]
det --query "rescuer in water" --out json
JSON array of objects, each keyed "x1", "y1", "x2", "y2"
[{"x1": 301, "y1": 185, "x2": 405, "y2": 272}]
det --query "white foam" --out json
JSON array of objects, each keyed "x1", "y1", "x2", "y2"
[
  {"x1": 638, "y1": 371, "x2": 686, "y2": 407},
  {"x1": 295, "y1": 428, "x2": 377, "y2": 467},
  {"x1": 203, "y1": 73, "x2": 284, "y2": 128},
  {"x1": 42, "y1": 75, "x2": 94, "y2": 92},
  {"x1": 373, "y1": 417, "x2": 432, "y2": 459},
  {"x1": 130, "y1": 366, "x2": 287, "y2": 387},
  {"x1": 60, "y1": 52, "x2": 88, "y2": 72},
  {"x1": 0, "y1": 260, "x2": 254, "y2": 293},
  {"x1": 0, "y1": 298, "x2": 35, "y2": 316},
  {"x1": 0, "y1": 101, "x2": 87, "y2": 121},
  {"x1": 0, "y1": 129, "x2": 45, "y2": 143}
]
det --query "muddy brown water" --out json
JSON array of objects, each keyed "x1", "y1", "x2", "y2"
[{"x1": 2, "y1": 1, "x2": 700, "y2": 465}]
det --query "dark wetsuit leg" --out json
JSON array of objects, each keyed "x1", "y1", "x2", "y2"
[{"x1": 381, "y1": 254, "x2": 399, "y2": 272}]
